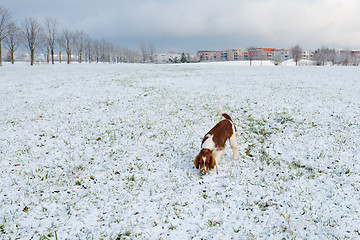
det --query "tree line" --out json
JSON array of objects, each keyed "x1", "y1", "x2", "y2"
[
  {"x1": 0, "y1": 6, "x2": 141, "y2": 66},
  {"x1": 287, "y1": 45, "x2": 359, "y2": 66}
]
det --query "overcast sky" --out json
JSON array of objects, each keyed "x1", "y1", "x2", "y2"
[{"x1": 3, "y1": 0, "x2": 360, "y2": 53}]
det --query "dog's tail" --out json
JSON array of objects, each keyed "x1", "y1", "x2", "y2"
[{"x1": 218, "y1": 99, "x2": 233, "y2": 122}]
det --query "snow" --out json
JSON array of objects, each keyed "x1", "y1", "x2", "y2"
[{"x1": 1, "y1": 61, "x2": 360, "y2": 239}]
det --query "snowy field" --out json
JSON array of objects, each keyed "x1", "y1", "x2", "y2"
[{"x1": 1, "y1": 61, "x2": 360, "y2": 239}]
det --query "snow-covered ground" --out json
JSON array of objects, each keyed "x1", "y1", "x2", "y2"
[{"x1": 1, "y1": 61, "x2": 360, "y2": 239}]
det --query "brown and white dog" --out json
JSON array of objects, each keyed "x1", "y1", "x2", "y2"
[{"x1": 194, "y1": 101, "x2": 239, "y2": 175}]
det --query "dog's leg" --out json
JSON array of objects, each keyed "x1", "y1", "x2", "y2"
[{"x1": 229, "y1": 134, "x2": 239, "y2": 160}]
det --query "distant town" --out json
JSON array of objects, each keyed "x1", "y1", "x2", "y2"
[
  {"x1": 196, "y1": 48, "x2": 300, "y2": 62},
  {"x1": 155, "y1": 47, "x2": 360, "y2": 66}
]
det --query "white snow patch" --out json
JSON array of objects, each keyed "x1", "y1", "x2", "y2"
[{"x1": 1, "y1": 62, "x2": 360, "y2": 239}]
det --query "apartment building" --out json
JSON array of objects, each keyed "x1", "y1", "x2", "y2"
[
  {"x1": 196, "y1": 50, "x2": 216, "y2": 61},
  {"x1": 273, "y1": 49, "x2": 291, "y2": 61},
  {"x1": 225, "y1": 48, "x2": 248, "y2": 61},
  {"x1": 257, "y1": 48, "x2": 277, "y2": 59},
  {"x1": 197, "y1": 48, "x2": 278, "y2": 61},
  {"x1": 196, "y1": 47, "x2": 320, "y2": 62},
  {"x1": 302, "y1": 50, "x2": 315, "y2": 60},
  {"x1": 197, "y1": 48, "x2": 248, "y2": 61}
]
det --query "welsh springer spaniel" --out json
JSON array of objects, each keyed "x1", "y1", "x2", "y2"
[{"x1": 194, "y1": 101, "x2": 239, "y2": 175}]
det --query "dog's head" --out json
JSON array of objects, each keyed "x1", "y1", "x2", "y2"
[{"x1": 194, "y1": 148, "x2": 216, "y2": 175}]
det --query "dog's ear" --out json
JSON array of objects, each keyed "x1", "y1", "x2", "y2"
[
  {"x1": 209, "y1": 155, "x2": 216, "y2": 169},
  {"x1": 194, "y1": 155, "x2": 200, "y2": 169}
]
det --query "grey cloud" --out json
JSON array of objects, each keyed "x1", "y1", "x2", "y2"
[{"x1": 3, "y1": 0, "x2": 360, "y2": 52}]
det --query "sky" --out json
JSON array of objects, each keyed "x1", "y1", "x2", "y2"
[{"x1": 2, "y1": 0, "x2": 360, "y2": 53}]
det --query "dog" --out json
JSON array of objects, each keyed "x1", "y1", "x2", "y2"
[{"x1": 194, "y1": 100, "x2": 239, "y2": 175}]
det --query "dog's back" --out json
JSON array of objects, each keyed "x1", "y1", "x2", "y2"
[{"x1": 201, "y1": 100, "x2": 235, "y2": 150}]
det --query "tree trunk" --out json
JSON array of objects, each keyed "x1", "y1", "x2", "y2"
[
  {"x1": 11, "y1": 50, "x2": 14, "y2": 64},
  {"x1": 31, "y1": 49, "x2": 35, "y2": 66},
  {"x1": 0, "y1": 41, "x2": 2, "y2": 67},
  {"x1": 51, "y1": 48, "x2": 54, "y2": 64},
  {"x1": 59, "y1": 51, "x2": 61, "y2": 63},
  {"x1": 67, "y1": 51, "x2": 71, "y2": 64}
]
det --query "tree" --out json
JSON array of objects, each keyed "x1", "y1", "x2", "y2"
[
  {"x1": 84, "y1": 34, "x2": 92, "y2": 63},
  {"x1": 44, "y1": 17, "x2": 57, "y2": 64},
  {"x1": 100, "y1": 38, "x2": 109, "y2": 63},
  {"x1": 247, "y1": 47, "x2": 258, "y2": 66},
  {"x1": 180, "y1": 52, "x2": 187, "y2": 63},
  {"x1": 93, "y1": 40, "x2": 100, "y2": 63},
  {"x1": 291, "y1": 45, "x2": 302, "y2": 66},
  {"x1": 149, "y1": 43, "x2": 155, "y2": 63},
  {"x1": 0, "y1": 7, "x2": 11, "y2": 66},
  {"x1": 140, "y1": 42, "x2": 147, "y2": 63},
  {"x1": 106, "y1": 41, "x2": 114, "y2": 63},
  {"x1": 335, "y1": 49, "x2": 352, "y2": 66},
  {"x1": 271, "y1": 51, "x2": 283, "y2": 66},
  {"x1": 74, "y1": 30, "x2": 85, "y2": 63},
  {"x1": 258, "y1": 49, "x2": 267, "y2": 66},
  {"x1": 57, "y1": 37, "x2": 63, "y2": 63},
  {"x1": 313, "y1": 46, "x2": 335, "y2": 66},
  {"x1": 22, "y1": 17, "x2": 43, "y2": 66},
  {"x1": 61, "y1": 29, "x2": 73, "y2": 64},
  {"x1": 186, "y1": 53, "x2": 192, "y2": 63},
  {"x1": 5, "y1": 22, "x2": 22, "y2": 64}
]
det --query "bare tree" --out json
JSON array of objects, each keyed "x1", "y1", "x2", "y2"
[
  {"x1": 271, "y1": 51, "x2": 283, "y2": 66},
  {"x1": 247, "y1": 47, "x2": 258, "y2": 66},
  {"x1": 108, "y1": 42, "x2": 114, "y2": 63},
  {"x1": 313, "y1": 46, "x2": 335, "y2": 66},
  {"x1": 335, "y1": 49, "x2": 352, "y2": 66},
  {"x1": 61, "y1": 29, "x2": 73, "y2": 64},
  {"x1": 149, "y1": 43, "x2": 155, "y2": 63},
  {"x1": 100, "y1": 39, "x2": 112, "y2": 63},
  {"x1": 57, "y1": 37, "x2": 63, "y2": 63},
  {"x1": 114, "y1": 45, "x2": 121, "y2": 63},
  {"x1": 291, "y1": 45, "x2": 302, "y2": 66},
  {"x1": 4, "y1": 22, "x2": 22, "y2": 64},
  {"x1": 22, "y1": 17, "x2": 43, "y2": 66},
  {"x1": 0, "y1": 7, "x2": 11, "y2": 66},
  {"x1": 140, "y1": 42, "x2": 147, "y2": 63},
  {"x1": 84, "y1": 34, "x2": 92, "y2": 63},
  {"x1": 100, "y1": 39, "x2": 106, "y2": 62},
  {"x1": 93, "y1": 40, "x2": 100, "y2": 63},
  {"x1": 74, "y1": 30, "x2": 86, "y2": 63},
  {"x1": 44, "y1": 17, "x2": 57, "y2": 64},
  {"x1": 258, "y1": 49, "x2": 267, "y2": 66}
]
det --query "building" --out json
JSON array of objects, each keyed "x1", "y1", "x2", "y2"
[
  {"x1": 256, "y1": 48, "x2": 276, "y2": 60},
  {"x1": 274, "y1": 49, "x2": 291, "y2": 61},
  {"x1": 302, "y1": 50, "x2": 315, "y2": 60},
  {"x1": 215, "y1": 51, "x2": 227, "y2": 61},
  {"x1": 196, "y1": 47, "x2": 319, "y2": 62},
  {"x1": 196, "y1": 51, "x2": 216, "y2": 61},
  {"x1": 225, "y1": 48, "x2": 247, "y2": 61}
]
